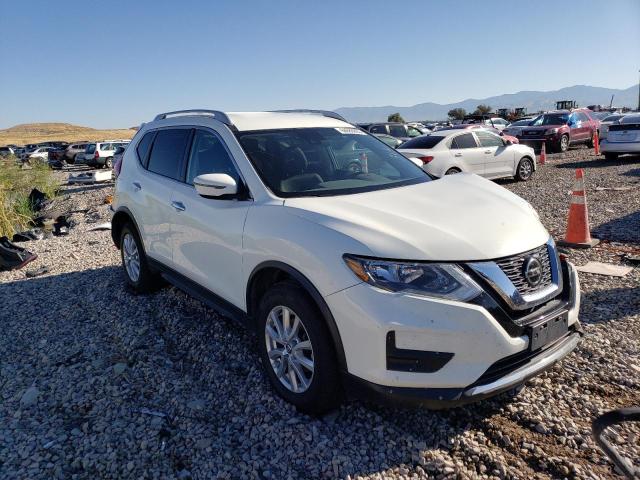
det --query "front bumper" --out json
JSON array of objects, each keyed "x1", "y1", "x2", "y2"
[
  {"x1": 345, "y1": 330, "x2": 581, "y2": 409},
  {"x1": 329, "y1": 260, "x2": 581, "y2": 407}
]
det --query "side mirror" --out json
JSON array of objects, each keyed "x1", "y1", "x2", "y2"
[{"x1": 193, "y1": 173, "x2": 237, "y2": 198}]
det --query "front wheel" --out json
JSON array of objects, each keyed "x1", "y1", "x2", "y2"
[
  {"x1": 515, "y1": 157, "x2": 534, "y2": 181},
  {"x1": 257, "y1": 281, "x2": 343, "y2": 414},
  {"x1": 558, "y1": 134, "x2": 569, "y2": 153},
  {"x1": 104, "y1": 157, "x2": 113, "y2": 169}
]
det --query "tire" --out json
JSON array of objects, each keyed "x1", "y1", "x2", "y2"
[
  {"x1": 587, "y1": 131, "x2": 597, "y2": 148},
  {"x1": 120, "y1": 224, "x2": 160, "y2": 293},
  {"x1": 558, "y1": 134, "x2": 569, "y2": 153},
  {"x1": 444, "y1": 167, "x2": 461, "y2": 175},
  {"x1": 104, "y1": 157, "x2": 113, "y2": 169},
  {"x1": 515, "y1": 157, "x2": 534, "y2": 181},
  {"x1": 604, "y1": 152, "x2": 618, "y2": 161},
  {"x1": 257, "y1": 281, "x2": 343, "y2": 414}
]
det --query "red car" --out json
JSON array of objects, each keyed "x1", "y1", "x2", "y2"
[{"x1": 515, "y1": 109, "x2": 600, "y2": 152}]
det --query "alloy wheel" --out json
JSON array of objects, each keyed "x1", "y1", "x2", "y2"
[
  {"x1": 122, "y1": 233, "x2": 141, "y2": 282},
  {"x1": 519, "y1": 159, "x2": 533, "y2": 179},
  {"x1": 264, "y1": 305, "x2": 315, "y2": 393}
]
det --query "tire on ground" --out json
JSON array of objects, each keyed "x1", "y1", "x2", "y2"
[{"x1": 256, "y1": 281, "x2": 343, "y2": 414}]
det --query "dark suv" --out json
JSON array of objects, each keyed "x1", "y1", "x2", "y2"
[
  {"x1": 516, "y1": 109, "x2": 600, "y2": 152},
  {"x1": 361, "y1": 123, "x2": 423, "y2": 142}
]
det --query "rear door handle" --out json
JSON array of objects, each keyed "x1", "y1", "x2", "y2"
[
  {"x1": 132, "y1": 182, "x2": 141, "y2": 191},
  {"x1": 171, "y1": 201, "x2": 186, "y2": 212},
  {"x1": 484, "y1": 150, "x2": 492, "y2": 154},
  {"x1": 454, "y1": 153, "x2": 463, "y2": 157}
]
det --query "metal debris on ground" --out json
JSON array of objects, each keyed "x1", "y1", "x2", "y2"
[
  {"x1": 25, "y1": 266, "x2": 49, "y2": 278},
  {"x1": 68, "y1": 170, "x2": 113, "y2": 184},
  {"x1": 87, "y1": 222, "x2": 112, "y2": 232},
  {"x1": 575, "y1": 261, "x2": 633, "y2": 277}
]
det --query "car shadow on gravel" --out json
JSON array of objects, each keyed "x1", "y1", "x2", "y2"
[
  {"x1": 579, "y1": 286, "x2": 640, "y2": 324},
  {"x1": 555, "y1": 154, "x2": 640, "y2": 170},
  {"x1": 593, "y1": 210, "x2": 640, "y2": 244}
]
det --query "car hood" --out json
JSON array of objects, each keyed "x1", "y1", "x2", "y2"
[
  {"x1": 284, "y1": 174, "x2": 549, "y2": 261},
  {"x1": 521, "y1": 124, "x2": 565, "y2": 131}
]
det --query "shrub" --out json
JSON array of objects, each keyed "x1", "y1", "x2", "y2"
[{"x1": 0, "y1": 156, "x2": 59, "y2": 237}]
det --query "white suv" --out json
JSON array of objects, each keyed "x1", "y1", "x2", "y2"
[
  {"x1": 111, "y1": 109, "x2": 581, "y2": 413},
  {"x1": 80, "y1": 140, "x2": 130, "y2": 168}
]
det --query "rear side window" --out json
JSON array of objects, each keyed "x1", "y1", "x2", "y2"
[
  {"x1": 370, "y1": 125, "x2": 387, "y2": 134},
  {"x1": 475, "y1": 131, "x2": 504, "y2": 147},
  {"x1": 186, "y1": 130, "x2": 239, "y2": 185},
  {"x1": 136, "y1": 132, "x2": 155, "y2": 165},
  {"x1": 399, "y1": 136, "x2": 444, "y2": 149},
  {"x1": 86, "y1": 144, "x2": 96, "y2": 153},
  {"x1": 450, "y1": 133, "x2": 477, "y2": 149},
  {"x1": 147, "y1": 129, "x2": 191, "y2": 180}
]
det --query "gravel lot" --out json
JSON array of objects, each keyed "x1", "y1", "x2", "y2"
[{"x1": 1, "y1": 150, "x2": 639, "y2": 479}]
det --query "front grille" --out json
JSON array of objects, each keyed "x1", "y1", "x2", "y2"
[
  {"x1": 495, "y1": 244, "x2": 552, "y2": 296},
  {"x1": 522, "y1": 130, "x2": 544, "y2": 137}
]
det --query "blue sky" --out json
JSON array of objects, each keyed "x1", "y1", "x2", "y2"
[{"x1": 1, "y1": 0, "x2": 639, "y2": 128}]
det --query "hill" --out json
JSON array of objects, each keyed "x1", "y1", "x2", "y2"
[
  {"x1": 335, "y1": 84, "x2": 640, "y2": 123},
  {"x1": 0, "y1": 123, "x2": 136, "y2": 146}
]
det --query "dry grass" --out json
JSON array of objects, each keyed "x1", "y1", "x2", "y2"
[
  {"x1": 0, "y1": 123, "x2": 136, "y2": 146},
  {"x1": 0, "y1": 157, "x2": 59, "y2": 237}
]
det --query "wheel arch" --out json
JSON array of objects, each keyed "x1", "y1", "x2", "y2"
[
  {"x1": 247, "y1": 261, "x2": 347, "y2": 371},
  {"x1": 111, "y1": 206, "x2": 142, "y2": 249}
]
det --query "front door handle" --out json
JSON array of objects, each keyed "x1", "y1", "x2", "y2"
[
  {"x1": 132, "y1": 182, "x2": 141, "y2": 191},
  {"x1": 454, "y1": 153, "x2": 463, "y2": 157},
  {"x1": 484, "y1": 150, "x2": 492, "y2": 154},
  {"x1": 171, "y1": 201, "x2": 186, "y2": 212}
]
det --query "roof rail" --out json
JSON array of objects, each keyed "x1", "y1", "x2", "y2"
[
  {"x1": 272, "y1": 109, "x2": 348, "y2": 123},
  {"x1": 154, "y1": 109, "x2": 233, "y2": 126}
]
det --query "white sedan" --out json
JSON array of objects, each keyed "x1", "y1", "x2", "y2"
[
  {"x1": 27, "y1": 147, "x2": 53, "y2": 161},
  {"x1": 398, "y1": 129, "x2": 537, "y2": 181},
  {"x1": 600, "y1": 113, "x2": 640, "y2": 160}
]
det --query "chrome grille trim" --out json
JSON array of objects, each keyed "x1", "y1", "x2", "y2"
[
  {"x1": 467, "y1": 238, "x2": 562, "y2": 312},
  {"x1": 495, "y1": 244, "x2": 552, "y2": 295}
]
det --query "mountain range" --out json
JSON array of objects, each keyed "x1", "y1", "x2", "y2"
[{"x1": 335, "y1": 84, "x2": 640, "y2": 123}]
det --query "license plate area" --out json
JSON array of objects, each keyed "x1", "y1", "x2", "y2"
[{"x1": 528, "y1": 312, "x2": 568, "y2": 351}]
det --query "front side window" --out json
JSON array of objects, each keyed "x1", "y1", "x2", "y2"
[
  {"x1": 475, "y1": 131, "x2": 504, "y2": 147},
  {"x1": 450, "y1": 133, "x2": 477, "y2": 149},
  {"x1": 406, "y1": 126, "x2": 422, "y2": 137},
  {"x1": 186, "y1": 130, "x2": 239, "y2": 185},
  {"x1": 236, "y1": 127, "x2": 428, "y2": 197},
  {"x1": 147, "y1": 128, "x2": 191, "y2": 180}
]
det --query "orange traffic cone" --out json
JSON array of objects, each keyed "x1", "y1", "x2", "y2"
[
  {"x1": 539, "y1": 142, "x2": 546, "y2": 165},
  {"x1": 558, "y1": 169, "x2": 600, "y2": 248},
  {"x1": 593, "y1": 130, "x2": 600, "y2": 156}
]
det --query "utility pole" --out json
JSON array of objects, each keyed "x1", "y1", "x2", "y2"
[{"x1": 638, "y1": 69, "x2": 640, "y2": 111}]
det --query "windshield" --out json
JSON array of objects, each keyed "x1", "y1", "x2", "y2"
[
  {"x1": 531, "y1": 113, "x2": 569, "y2": 126},
  {"x1": 602, "y1": 115, "x2": 623, "y2": 122},
  {"x1": 236, "y1": 127, "x2": 429, "y2": 197},
  {"x1": 510, "y1": 119, "x2": 532, "y2": 126}
]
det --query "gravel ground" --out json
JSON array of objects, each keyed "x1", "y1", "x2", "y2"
[{"x1": 1, "y1": 150, "x2": 638, "y2": 479}]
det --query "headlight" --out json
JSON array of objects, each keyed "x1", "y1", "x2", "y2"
[
  {"x1": 343, "y1": 255, "x2": 482, "y2": 302},
  {"x1": 545, "y1": 128, "x2": 559, "y2": 135}
]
